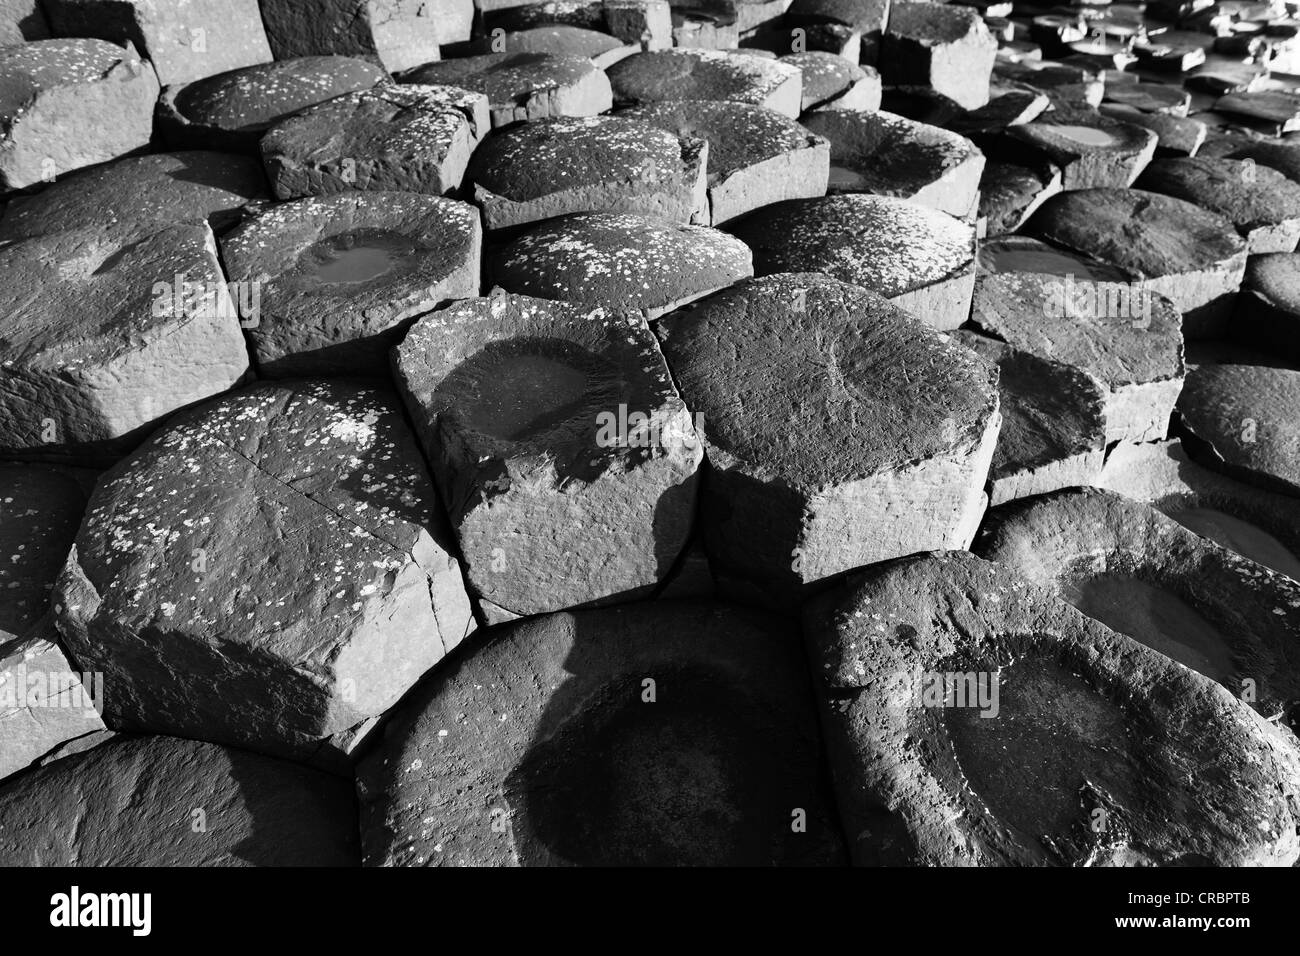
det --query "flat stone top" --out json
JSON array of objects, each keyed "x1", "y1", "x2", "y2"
[
  {"x1": 888, "y1": 1, "x2": 986, "y2": 43},
  {"x1": 803, "y1": 108, "x2": 977, "y2": 181},
  {"x1": 781, "y1": 51, "x2": 866, "y2": 101},
  {"x1": 619, "y1": 99, "x2": 815, "y2": 184},
  {"x1": 1012, "y1": 109, "x2": 1158, "y2": 153},
  {"x1": 607, "y1": 49, "x2": 799, "y2": 106},
  {"x1": 0, "y1": 37, "x2": 133, "y2": 96},
  {"x1": 1246, "y1": 252, "x2": 1300, "y2": 307},
  {"x1": 0, "y1": 151, "x2": 269, "y2": 241},
  {"x1": 729, "y1": 194, "x2": 975, "y2": 298},
  {"x1": 171, "y1": 56, "x2": 387, "y2": 132},
  {"x1": 263, "y1": 85, "x2": 489, "y2": 164},
  {"x1": 1028, "y1": 188, "x2": 1247, "y2": 276},
  {"x1": 0, "y1": 220, "x2": 222, "y2": 369},
  {"x1": 978, "y1": 235, "x2": 1133, "y2": 281},
  {"x1": 469, "y1": 115, "x2": 686, "y2": 199},
  {"x1": 787, "y1": 0, "x2": 889, "y2": 31},
  {"x1": 1136, "y1": 156, "x2": 1300, "y2": 227},
  {"x1": 500, "y1": 25, "x2": 626, "y2": 56},
  {"x1": 493, "y1": 212, "x2": 752, "y2": 308},
  {"x1": 399, "y1": 51, "x2": 599, "y2": 97},
  {"x1": 657, "y1": 272, "x2": 998, "y2": 488}
]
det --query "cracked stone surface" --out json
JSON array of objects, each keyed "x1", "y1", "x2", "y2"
[
  {"x1": 219, "y1": 191, "x2": 481, "y2": 377},
  {"x1": 804, "y1": 550, "x2": 1300, "y2": 866},
  {"x1": 393, "y1": 293, "x2": 701, "y2": 621},
  {"x1": 357, "y1": 601, "x2": 846, "y2": 866},
  {"x1": 657, "y1": 272, "x2": 999, "y2": 607},
  {"x1": 0, "y1": 734, "x2": 359, "y2": 865},
  {"x1": 260, "y1": 0, "x2": 470, "y2": 73},
  {"x1": 52, "y1": 380, "x2": 476, "y2": 769}
]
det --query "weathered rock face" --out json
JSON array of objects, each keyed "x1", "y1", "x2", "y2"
[
  {"x1": 261, "y1": 85, "x2": 490, "y2": 201},
  {"x1": 357, "y1": 601, "x2": 846, "y2": 866},
  {"x1": 52, "y1": 380, "x2": 476, "y2": 769},
  {"x1": 43, "y1": 0, "x2": 274, "y2": 86},
  {"x1": 467, "y1": 114, "x2": 708, "y2": 231},
  {"x1": 1094, "y1": 439, "x2": 1300, "y2": 582},
  {"x1": 483, "y1": 25, "x2": 638, "y2": 68},
  {"x1": 0, "y1": 39, "x2": 159, "y2": 191},
  {"x1": 220, "y1": 191, "x2": 480, "y2": 378},
  {"x1": 607, "y1": 48, "x2": 803, "y2": 117},
  {"x1": 657, "y1": 273, "x2": 999, "y2": 607},
  {"x1": 0, "y1": 151, "x2": 269, "y2": 241},
  {"x1": 950, "y1": 332, "x2": 1106, "y2": 505},
  {"x1": 803, "y1": 108, "x2": 984, "y2": 219},
  {"x1": 728, "y1": 194, "x2": 978, "y2": 330},
  {"x1": 782, "y1": 51, "x2": 879, "y2": 111},
  {"x1": 156, "y1": 56, "x2": 388, "y2": 153},
  {"x1": 0, "y1": 1, "x2": 48, "y2": 48},
  {"x1": 1006, "y1": 109, "x2": 1158, "y2": 189},
  {"x1": 1232, "y1": 252, "x2": 1300, "y2": 361},
  {"x1": 882, "y1": 3, "x2": 997, "y2": 110},
  {"x1": 398, "y1": 52, "x2": 613, "y2": 127},
  {"x1": 393, "y1": 294, "x2": 701, "y2": 622},
  {"x1": 977, "y1": 488, "x2": 1300, "y2": 731},
  {"x1": 260, "y1": 0, "x2": 470, "y2": 72},
  {"x1": 489, "y1": 212, "x2": 753, "y2": 318},
  {"x1": 618, "y1": 99, "x2": 829, "y2": 224},
  {"x1": 0, "y1": 220, "x2": 250, "y2": 465},
  {"x1": 1026, "y1": 188, "x2": 1248, "y2": 339},
  {"x1": 0, "y1": 735, "x2": 360, "y2": 865},
  {"x1": 1098, "y1": 104, "x2": 1206, "y2": 158},
  {"x1": 804, "y1": 551, "x2": 1300, "y2": 866},
  {"x1": 1176, "y1": 363, "x2": 1300, "y2": 498}
]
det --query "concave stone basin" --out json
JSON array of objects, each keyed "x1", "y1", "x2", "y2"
[
  {"x1": 1167, "y1": 507, "x2": 1300, "y2": 581},
  {"x1": 980, "y1": 241, "x2": 1129, "y2": 280},
  {"x1": 1039, "y1": 124, "x2": 1122, "y2": 148},
  {"x1": 945, "y1": 656, "x2": 1140, "y2": 846},
  {"x1": 297, "y1": 229, "x2": 423, "y2": 285},
  {"x1": 1060, "y1": 573, "x2": 1237, "y2": 686},
  {"x1": 442, "y1": 337, "x2": 623, "y2": 443},
  {"x1": 828, "y1": 163, "x2": 870, "y2": 191},
  {"x1": 507, "y1": 671, "x2": 791, "y2": 866}
]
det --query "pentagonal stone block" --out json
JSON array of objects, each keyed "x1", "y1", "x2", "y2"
[
  {"x1": 729, "y1": 193, "x2": 977, "y2": 329},
  {"x1": 0, "y1": 221, "x2": 250, "y2": 464},
  {"x1": 882, "y1": 2, "x2": 996, "y2": 110},
  {"x1": 657, "y1": 272, "x2": 999, "y2": 606},
  {"x1": 261, "y1": 85, "x2": 490, "y2": 200},
  {"x1": 1006, "y1": 108, "x2": 1158, "y2": 189},
  {"x1": 619, "y1": 99, "x2": 828, "y2": 224},
  {"x1": 156, "y1": 56, "x2": 388, "y2": 153},
  {"x1": 0, "y1": 39, "x2": 159, "y2": 191},
  {"x1": 467, "y1": 114, "x2": 708, "y2": 231},
  {"x1": 782, "y1": 51, "x2": 878, "y2": 111},
  {"x1": 490, "y1": 212, "x2": 752, "y2": 318},
  {"x1": 804, "y1": 551, "x2": 1300, "y2": 866},
  {"x1": 0, "y1": 736, "x2": 359, "y2": 865},
  {"x1": 260, "y1": 0, "x2": 471, "y2": 72},
  {"x1": 607, "y1": 49, "x2": 802, "y2": 117},
  {"x1": 220, "y1": 191, "x2": 481, "y2": 377},
  {"x1": 357, "y1": 602, "x2": 845, "y2": 865},
  {"x1": 0, "y1": 150, "x2": 269, "y2": 241},
  {"x1": 53, "y1": 380, "x2": 476, "y2": 768},
  {"x1": 43, "y1": 0, "x2": 273, "y2": 86},
  {"x1": 393, "y1": 294, "x2": 701, "y2": 621}
]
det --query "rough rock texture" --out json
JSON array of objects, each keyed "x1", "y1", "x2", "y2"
[
  {"x1": 0, "y1": 735, "x2": 359, "y2": 865},
  {"x1": 261, "y1": 84, "x2": 489, "y2": 201},
  {"x1": 1027, "y1": 188, "x2": 1249, "y2": 339},
  {"x1": 357, "y1": 601, "x2": 846, "y2": 866},
  {"x1": 1007, "y1": 109, "x2": 1158, "y2": 189},
  {"x1": 781, "y1": 51, "x2": 878, "y2": 111},
  {"x1": 1095, "y1": 438, "x2": 1300, "y2": 582},
  {"x1": 950, "y1": 332, "x2": 1106, "y2": 505},
  {"x1": 0, "y1": 39, "x2": 159, "y2": 191},
  {"x1": 1097, "y1": 104, "x2": 1207, "y2": 158},
  {"x1": 468, "y1": 114, "x2": 708, "y2": 231},
  {"x1": 976, "y1": 159, "x2": 1062, "y2": 236},
  {"x1": 606, "y1": 49, "x2": 802, "y2": 117},
  {"x1": 604, "y1": 0, "x2": 673, "y2": 51},
  {"x1": 1176, "y1": 363, "x2": 1300, "y2": 497},
  {"x1": 1201, "y1": 137, "x2": 1300, "y2": 184},
  {"x1": 0, "y1": 150, "x2": 269, "y2": 240},
  {"x1": 657, "y1": 273, "x2": 999, "y2": 606},
  {"x1": 788, "y1": 0, "x2": 889, "y2": 60},
  {"x1": 0, "y1": 220, "x2": 250, "y2": 464},
  {"x1": 156, "y1": 56, "x2": 388, "y2": 153},
  {"x1": 1215, "y1": 89, "x2": 1300, "y2": 134},
  {"x1": 0, "y1": 1, "x2": 48, "y2": 48},
  {"x1": 1135, "y1": 157, "x2": 1300, "y2": 254},
  {"x1": 43, "y1": 0, "x2": 273, "y2": 86},
  {"x1": 488, "y1": 25, "x2": 638, "y2": 68},
  {"x1": 619, "y1": 99, "x2": 828, "y2": 224},
  {"x1": 978, "y1": 488, "x2": 1300, "y2": 730},
  {"x1": 1231, "y1": 252, "x2": 1300, "y2": 361},
  {"x1": 970, "y1": 265, "x2": 1185, "y2": 445},
  {"x1": 490, "y1": 212, "x2": 753, "y2": 318},
  {"x1": 52, "y1": 381, "x2": 476, "y2": 768},
  {"x1": 399, "y1": 52, "x2": 612, "y2": 127},
  {"x1": 260, "y1": 0, "x2": 471, "y2": 72},
  {"x1": 393, "y1": 294, "x2": 701, "y2": 621},
  {"x1": 728, "y1": 194, "x2": 978, "y2": 330},
  {"x1": 882, "y1": 3, "x2": 997, "y2": 110},
  {"x1": 803, "y1": 108, "x2": 984, "y2": 219},
  {"x1": 804, "y1": 550, "x2": 1300, "y2": 866},
  {"x1": 220, "y1": 191, "x2": 481, "y2": 377}
]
